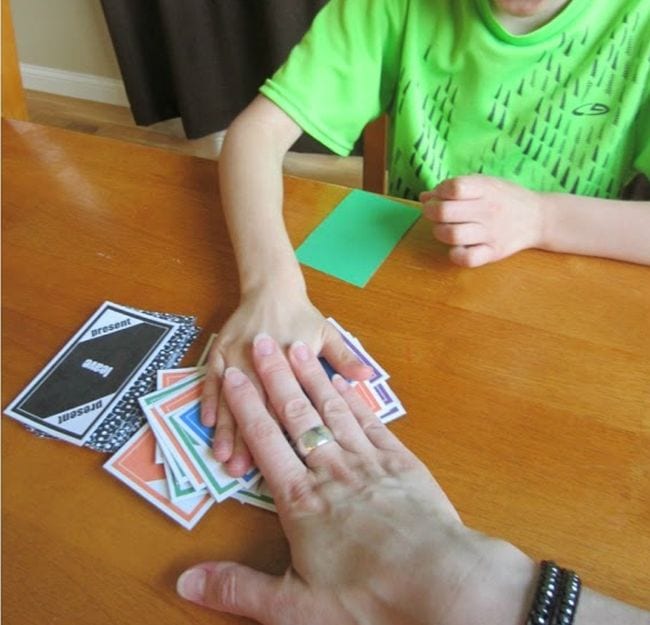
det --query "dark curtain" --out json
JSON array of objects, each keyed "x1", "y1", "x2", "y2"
[{"x1": 100, "y1": 0, "x2": 329, "y2": 150}]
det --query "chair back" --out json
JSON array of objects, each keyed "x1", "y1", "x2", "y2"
[{"x1": 362, "y1": 115, "x2": 388, "y2": 194}]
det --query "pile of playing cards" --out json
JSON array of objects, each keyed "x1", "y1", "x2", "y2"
[
  {"x1": 103, "y1": 318, "x2": 406, "y2": 530},
  {"x1": 4, "y1": 301, "x2": 200, "y2": 452}
]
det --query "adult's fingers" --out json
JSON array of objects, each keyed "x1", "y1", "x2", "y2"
[
  {"x1": 213, "y1": 393, "x2": 235, "y2": 462},
  {"x1": 201, "y1": 349, "x2": 224, "y2": 428},
  {"x1": 320, "y1": 322, "x2": 373, "y2": 381},
  {"x1": 288, "y1": 341, "x2": 374, "y2": 454},
  {"x1": 331, "y1": 375, "x2": 409, "y2": 453},
  {"x1": 330, "y1": 377, "x2": 462, "y2": 523},
  {"x1": 224, "y1": 370, "x2": 268, "y2": 474},
  {"x1": 177, "y1": 561, "x2": 295, "y2": 624},
  {"x1": 251, "y1": 335, "x2": 337, "y2": 449},
  {"x1": 222, "y1": 365, "x2": 307, "y2": 495}
]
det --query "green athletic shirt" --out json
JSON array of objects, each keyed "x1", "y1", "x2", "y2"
[{"x1": 260, "y1": 0, "x2": 650, "y2": 200}]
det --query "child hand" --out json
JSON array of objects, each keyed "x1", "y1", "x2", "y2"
[
  {"x1": 200, "y1": 288, "x2": 373, "y2": 477},
  {"x1": 420, "y1": 175, "x2": 545, "y2": 267}
]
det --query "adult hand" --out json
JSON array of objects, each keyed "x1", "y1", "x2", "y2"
[
  {"x1": 200, "y1": 289, "x2": 373, "y2": 477},
  {"x1": 421, "y1": 175, "x2": 545, "y2": 267},
  {"x1": 181, "y1": 335, "x2": 537, "y2": 625}
]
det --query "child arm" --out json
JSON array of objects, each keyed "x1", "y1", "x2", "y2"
[
  {"x1": 202, "y1": 95, "x2": 371, "y2": 475},
  {"x1": 421, "y1": 175, "x2": 650, "y2": 267}
]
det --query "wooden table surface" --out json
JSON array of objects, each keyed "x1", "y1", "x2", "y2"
[{"x1": 2, "y1": 119, "x2": 649, "y2": 623}]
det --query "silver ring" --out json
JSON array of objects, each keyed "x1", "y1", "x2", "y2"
[{"x1": 295, "y1": 425, "x2": 335, "y2": 458}]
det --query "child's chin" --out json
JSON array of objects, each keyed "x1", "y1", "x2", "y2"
[{"x1": 492, "y1": 0, "x2": 552, "y2": 18}]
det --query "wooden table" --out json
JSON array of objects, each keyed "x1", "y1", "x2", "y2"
[{"x1": 2, "y1": 119, "x2": 649, "y2": 623}]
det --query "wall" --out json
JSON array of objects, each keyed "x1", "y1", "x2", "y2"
[
  {"x1": 11, "y1": 0, "x2": 126, "y2": 103},
  {"x1": 12, "y1": 0, "x2": 119, "y2": 77}
]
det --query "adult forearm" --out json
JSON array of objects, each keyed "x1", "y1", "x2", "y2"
[
  {"x1": 540, "y1": 194, "x2": 650, "y2": 265},
  {"x1": 575, "y1": 587, "x2": 649, "y2": 625},
  {"x1": 218, "y1": 112, "x2": 305, "y2": 296}
]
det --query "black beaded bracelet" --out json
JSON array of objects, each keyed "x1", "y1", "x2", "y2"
[
  {"x1": 555, "y1": 568, "x2": 581, "y2": 625},
  {"x1": 526, "y1": 561, "x2": 582, "y2": 625}
]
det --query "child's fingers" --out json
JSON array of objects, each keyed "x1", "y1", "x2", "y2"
[
  {"x1": 225, "y1": 429, "x2": 254, "y2": 478},
  {"x1": 422, "y1": 198, "x2": 487, "y2": 225},
  {"x1": 449, "y1": 244, "x2": 494, "y2": 268},
  {"x1": 201, "y1": 350, "x2": 225, "y2": 427},
  {"x1": 213, "y1": 394, "x2": 235, "y2": 462},
  {"x1": 430, "y1": 175, "x2": 488, "y2": 200},
  {"x1": 433, "y1": 222, "x2": 488, "y2": 247},
  {"x1": 320, "y1": 322, "x2": 373, "y2": 382}
]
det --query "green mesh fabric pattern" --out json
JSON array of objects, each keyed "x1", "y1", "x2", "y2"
[{"x1": 261, "y1": 0, "x2": 649, "y2": 200}]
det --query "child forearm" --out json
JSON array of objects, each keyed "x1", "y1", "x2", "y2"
[
  {"x1": 218, "y1": 97, "x2": 306, "y2": 297},
  {"x1": 540, "y1": 194, "x2": 650, "y2": 265}
]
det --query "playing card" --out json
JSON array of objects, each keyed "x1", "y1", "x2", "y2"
[
  {"x1": 326, "y1": 318, "x2": 388, "y2": 383},
  {"x1": 154, "y1": 443, "x2": 165, "y2": 464},
  {"x1": 162, "y1": 457, "x2": 207, "y2": 504},
  {"x1": 197, "y1": 333, "x2": 218, "y2": 366},
  {"x1": 166, "y1": 402, "x2": 248, "y2": 502},
  {"x1": 172, "y1": 401, "x2": 260, "y2": 495},
  {"x1": 103, "y1": 424, "x2": 214, "y2": 530},
  {"x1": 85, "y1": 306, "x2": 200, "y2": 452},
  {"x1": 371, "y1": 381, "x2": 405, "y2": 422},
  {"x1": 377, "y1": 404, "x2": 406, "y2": 424},
  {"x1": 139, "y1": 373, "x2": 207, "y2": 490},
  {"x1": 231, "y1": 479, "x2": 276, "y2": 513},
  {"x1": 319, "y1": 358, "x2": 404, "y2": 422},
  {"x1": 4, "y1": 302, "x2": 187, "y2": 447},
  {"x1": 156, "y1": 367, "x2": 205, "y2": 390}
]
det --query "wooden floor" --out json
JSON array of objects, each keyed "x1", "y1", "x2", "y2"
[{"x1": 24, "y1": 90, "x2": 363, "y2": 188}]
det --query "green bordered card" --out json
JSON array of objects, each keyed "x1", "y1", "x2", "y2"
[{"x1": 296, "y1": 189, "x2": 420, "y2": 287}]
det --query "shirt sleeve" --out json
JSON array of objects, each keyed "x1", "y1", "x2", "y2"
[{"x1": 260, "y1": 0, "x2": 407, "y2": 156}]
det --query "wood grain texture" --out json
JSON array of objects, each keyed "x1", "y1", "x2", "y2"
[
  {"x1": 1, "y1": 0, "x2": 28, "y2": 120},
  {"x1": 24, "y1": 89, "x2": 364, "y2": 188},
  {"x1": 2, "y1": 119, "x2": 649, "y2": 624}
]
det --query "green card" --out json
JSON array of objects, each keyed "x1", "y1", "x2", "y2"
[{"x1": 296, "y1": 189, "x2": 421, "y2": 287}]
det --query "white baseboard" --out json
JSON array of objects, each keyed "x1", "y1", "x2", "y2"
[{"x1": 20, "y1": 63, "x2": 129, "y2": 107}]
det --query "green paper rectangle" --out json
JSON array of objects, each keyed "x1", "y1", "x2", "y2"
[{"x1": 296, "y1": 189, "x2": 420, "y2": 287}]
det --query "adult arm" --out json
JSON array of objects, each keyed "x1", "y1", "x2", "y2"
[{"x1": 179, "y1": 335, "x2": 650, "y2": 625}]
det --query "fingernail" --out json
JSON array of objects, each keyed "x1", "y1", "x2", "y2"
[
  {"x1": 200, "y1": 413, "x2": 215, "y2": 428},
  {"x1": 291, "y1": 341, "x2": 310, "y2": 362},
  {"x1": 177, "y1": 568, "x2": 206, "y2": 601},
  {"x1": 224, "y1": 366, "x2": 246, "y2": 386},
  {"x1": 332, "y1": 374, "x2": 350, "y2": 392},
  {"x1": 213, "y1": 438, "x2": 232, "y2": 461},
  {"x1": 226, "y1": 456, "x2": 249, "y2": 478},
  {"x1": 253, "y1": 333, "x2": 274, "y2": 356}
]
